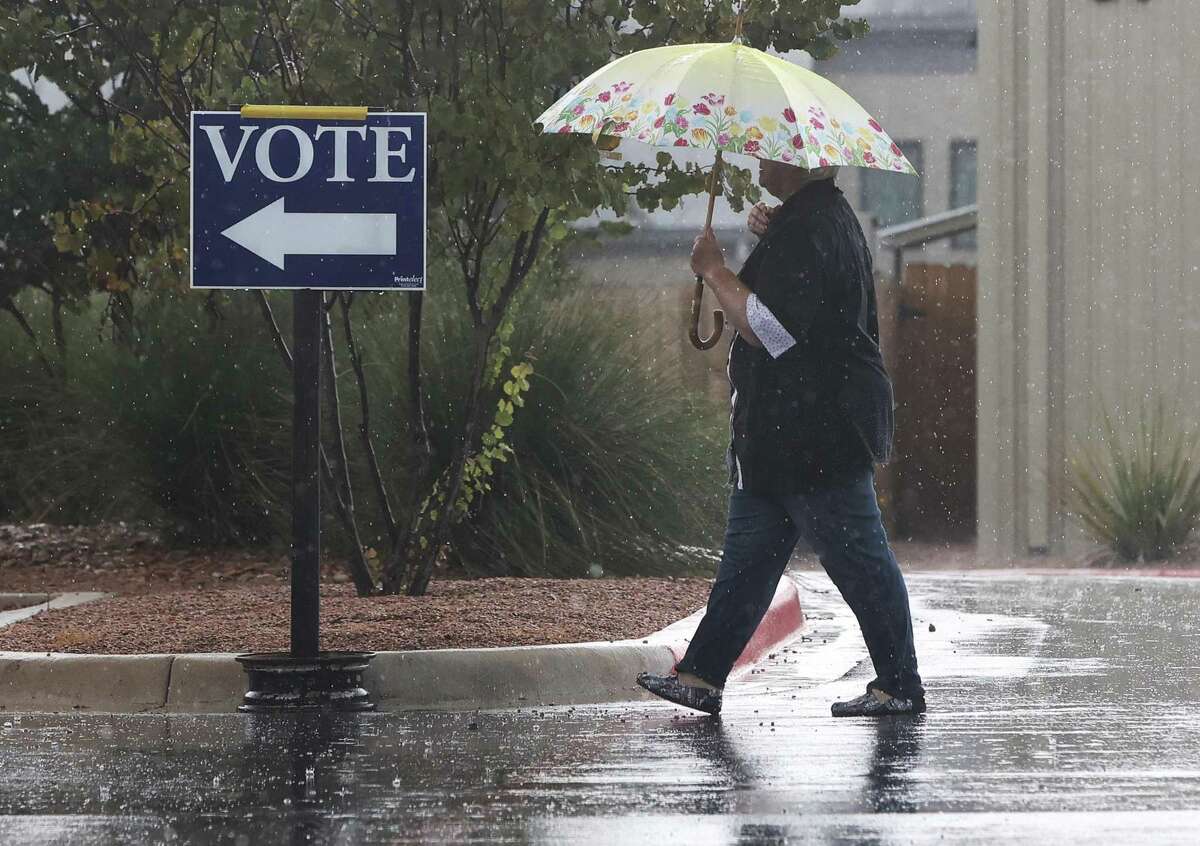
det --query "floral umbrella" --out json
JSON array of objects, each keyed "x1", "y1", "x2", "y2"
[{"x1": 534, "y1": 35, "x2": 916, "y2": 349}]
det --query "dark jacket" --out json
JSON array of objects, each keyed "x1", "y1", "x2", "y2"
[{"x1": 725, "y1": 178, "x2": 894, "y2": 494}]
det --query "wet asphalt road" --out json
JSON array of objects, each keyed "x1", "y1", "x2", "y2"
[{"x1": 1, "y1": 570, "x2": 1198, "y2": 845}]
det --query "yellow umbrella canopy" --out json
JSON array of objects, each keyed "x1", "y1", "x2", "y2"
[
  {"x1": 535, "y1": 41, "x2": 916, "y2": 174},
  {"x1": 535, "y1": 38, "x2": 916, "y2": 351}
]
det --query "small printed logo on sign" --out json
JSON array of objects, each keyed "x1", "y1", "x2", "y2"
[{"x1": 190, "y1": 111, "x2": 427, "y2": 290}]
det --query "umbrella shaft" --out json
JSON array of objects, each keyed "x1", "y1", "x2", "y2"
[{"x1": 705, "y1": 151, "x2": 724, "y2": 230}]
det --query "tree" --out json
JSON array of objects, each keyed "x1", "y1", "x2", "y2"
[
  {"x1": 0, "y1": 48, "x2": 126, "y2": 371},
  {"x1": 2, "y1": 0, "x2": 868, "y2": 594}
]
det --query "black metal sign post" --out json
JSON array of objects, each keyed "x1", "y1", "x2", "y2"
[
  {"x1": 291, "y1": 289, "x2": 322, "y2": 660},
  {"x1": 236, "y1": 289, "x2": 374, "y2": 712}
]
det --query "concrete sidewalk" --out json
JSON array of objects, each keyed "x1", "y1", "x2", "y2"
[
  {"x1": 0, "y1": 578, "x2": 805, "y2": 714},
  {"x1": 0, "y1": 592, "x2": 109, "y2": 629}
]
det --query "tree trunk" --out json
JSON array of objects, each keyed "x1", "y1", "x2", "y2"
[
  {"x1": 402, "y1": 326, "x2": 493, "y2": 596},
  {"x1": 386, "y1": 209, "x2": 550, "y2": 596},
  {"x1": 339, "y1": 294, "x2": 399, "y2": 546}
]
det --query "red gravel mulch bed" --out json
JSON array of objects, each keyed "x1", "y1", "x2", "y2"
[
  {"x1": 0, "y1": 523, "x2": 712, "y2": 654},
  {"x1": 0, "y1": 578, "x2": 712, "y2": 655},
  {"x1": 1, "y1": 523, "x2": 290, "y2": 595}
]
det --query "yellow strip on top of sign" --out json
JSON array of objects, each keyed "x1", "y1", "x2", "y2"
[{"x1": 240, "y1": 105, "x2": 368, "y2": 121}]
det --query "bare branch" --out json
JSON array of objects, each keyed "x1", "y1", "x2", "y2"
[
  {"x1": 321, "y1": 294, "x2": 379, "y2": 596},
  {"x1": 470, "y1": 182, "x2": 502, "y2": 279},
  {"x1": 1, "y1": 299, "x2": 58, "y2": 380},
  {"x1": 488, "y1": 206, "x2": 550, "y2": 329},
  {"x1": 339, "y1": 293, "x2": 399, "y2": 545},
  {"x1": 50, "y1": 291, "x2": 67, "y2": 364},
  {"x1": 442, "y1": 194, "x2": 483, "y2": 325},
  {"x1": 47, "y1": 22, "x2": 97, "y2": 40},
  {"x1": 99, "y1": 96, "x2": 190, "y2": 162},
  {"x1": 322, "y1": 295, "x2": 356, "y2": 513},
  {"x1": 256, "y1": 291, "x2": 293, "y2": 371}
]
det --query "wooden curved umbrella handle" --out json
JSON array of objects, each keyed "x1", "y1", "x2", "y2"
[
  {"x1": 689, "y1": 274, "x2": 725, "y2": 350},
  {"x1": 689, "y1": 149, "x2": 726, "y2": 351}
]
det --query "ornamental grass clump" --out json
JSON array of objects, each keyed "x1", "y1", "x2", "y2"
[
  {"x1": 0, "y1": 294, "x2": 292, "y2": 544},
  {"x1": 448, "y1": 286, "x2": 728, "y2": 578},
  {"x1": 353, "y1": 261, "x2": 729, "y2": 579},
  {"x1": 1066, "y1": 404, "x2": 1200, "y2": 563}
]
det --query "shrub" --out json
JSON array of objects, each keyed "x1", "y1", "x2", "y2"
[
  {"x1": 447, "y1": 286, "x2": 728, "y2": 578},
  {"x1": 331, "y1": 261, "x2": 729, "y2": 578},
  {"x1": 1, "y1": 263, "x2": 730, "y2": 574},
  {"x1": 0, "y1": 294, "x2": 292, "y2": 544},
  {"x1": 1066, "y1": 402, "x2": 1200, "y2": 562}
]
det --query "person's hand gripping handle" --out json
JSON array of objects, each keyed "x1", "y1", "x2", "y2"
[
  {"x1": 748, "y1": 202, "x2": 777, "y2": 238},
  {"x1": 690, "y1": 227, "x2": 726, "y2": 350}
]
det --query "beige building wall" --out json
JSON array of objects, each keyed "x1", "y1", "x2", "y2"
[
  {"x1": 818, "y1": 1, "x2": 979, "y2": 269},
  {"x1": 830, "y1": 66, "x2": 980, "y2": 269},
  {"x1": 978, "y1": 0, "x2": 1200, "y2": 558}
]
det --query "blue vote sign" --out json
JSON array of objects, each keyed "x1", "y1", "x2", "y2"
[{"x1": 190, "y1": 110, "x2": 426, "y2": 290}]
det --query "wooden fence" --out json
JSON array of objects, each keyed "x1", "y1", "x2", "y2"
[{"x1": 877, "y1": 263, "x2": 977, "y2": 542}]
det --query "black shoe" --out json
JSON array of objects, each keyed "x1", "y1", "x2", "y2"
[
  {"x1": 636, "y1": 672, "x2": 723, "y2": 716},
  {"x1": 831, "y1": 688, "x2": 926, "y2": 718}
]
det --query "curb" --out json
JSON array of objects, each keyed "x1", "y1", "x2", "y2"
[
  {"x1": 647, "y1": 575, "x2": 805, "y2": 680},
  {"x1": 0, "y1": 577, "x2": 805, "y2": 714},
  {"x1": 0, "y1": 652, "x2": 174, "y2": 712}
]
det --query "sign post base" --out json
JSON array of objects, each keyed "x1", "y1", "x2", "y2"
[{"x1": 236, "y1": 651, "x2": 376, "y2": 712}]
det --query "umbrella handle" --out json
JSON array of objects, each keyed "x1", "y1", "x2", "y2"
[
  {"x1": 689, "y1": 149, "x2": 726, "y2": 351},
  {"x1": 689, "y1": 275, "x2": 725, "y2": 350}
]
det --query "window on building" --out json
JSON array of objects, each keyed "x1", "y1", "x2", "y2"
[
  {"x1": 859, "y1": 140, "x2": 924, "y2": 230},
  {"x1": 950, "y1": 139, "x2": 978, "y2": 249}
]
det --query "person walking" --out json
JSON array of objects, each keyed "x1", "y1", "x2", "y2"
[{"x1": 636, "y1": 158, "x2": 925, "y2": 718}]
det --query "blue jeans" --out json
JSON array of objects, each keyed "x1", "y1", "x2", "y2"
[{"x1": 675, "y1": 468, "x2": 925, "y2": 701}]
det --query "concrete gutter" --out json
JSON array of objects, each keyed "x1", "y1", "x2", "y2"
[{"x1": 0, "y1": 578, "x2": 805, "y2": 714}]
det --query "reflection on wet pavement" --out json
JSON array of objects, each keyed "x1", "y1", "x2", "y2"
[{"x1": 1, "y1": 572, "x2": 1198, "y2": 844}]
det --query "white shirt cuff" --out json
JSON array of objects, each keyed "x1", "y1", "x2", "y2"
[{"x1": 746, "y1": 292, "x2": 797, "y2": 358}]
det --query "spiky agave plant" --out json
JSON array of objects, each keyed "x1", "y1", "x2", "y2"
[{"x1": 1067, "y1": 402, "x2": 1200, "y2": 562}]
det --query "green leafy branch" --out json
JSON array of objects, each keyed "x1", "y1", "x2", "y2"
[{"x1": 408, "y1": 358, "x2": 535, "y2": 555}]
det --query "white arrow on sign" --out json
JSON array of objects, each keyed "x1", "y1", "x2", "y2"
[{"x1": 220, "y1": 197, "x2": 397, "y2": 270}]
